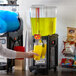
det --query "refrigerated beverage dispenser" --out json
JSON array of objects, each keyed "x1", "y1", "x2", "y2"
[{"x1": 29, "y1": 5, "x2": 58, "y2": 75}]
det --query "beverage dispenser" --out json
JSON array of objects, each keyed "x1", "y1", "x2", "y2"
[{"x1": 29, "y1": 5, "x2": 58, "y2": 75}]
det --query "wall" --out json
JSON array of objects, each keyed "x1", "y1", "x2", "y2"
[{"x1": 17, "y1": 0, "x2": 76, "y2": 70}]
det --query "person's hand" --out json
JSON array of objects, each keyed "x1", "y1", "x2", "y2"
[{"x1": 25, "y1": 51, "x2": 39, "y2": 58}]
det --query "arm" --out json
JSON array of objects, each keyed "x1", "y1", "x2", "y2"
[
  {"x1": 16, "y1": 51, "x2": 38, "y2": 58},
  {"x1": 0, "y1": 43, "x2": 38, "y2": 59}
]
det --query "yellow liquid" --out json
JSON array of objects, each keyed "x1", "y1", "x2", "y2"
[
  {"x1": 34, "y1": 45, "x2": 42, "y2": 60},
  {"x1": 31, "y1": 17, "x2": 56, "y2": 36},
  {"x1": 42, "y1": 44, "x2": 47, "y2": 59}
]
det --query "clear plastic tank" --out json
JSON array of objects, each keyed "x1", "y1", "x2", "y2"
[{"x1": 30, "y1": 5, "x2": 57, "y2": 36}]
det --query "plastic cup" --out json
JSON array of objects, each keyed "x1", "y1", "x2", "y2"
[{"x1": 34, "y1": 44, "x2": 42, "y2": 60}]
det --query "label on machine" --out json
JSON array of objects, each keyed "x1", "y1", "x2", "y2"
[{"x1": 35, "y1": 58, "x2": 46, "y2": 65}]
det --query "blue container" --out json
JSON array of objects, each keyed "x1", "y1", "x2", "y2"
[
  {"x1": 0, "y1": 18, "x2": 7, "y2": 33},
  {"x1": 0, "y1": 10, "x2": 20, "y2": 33}
]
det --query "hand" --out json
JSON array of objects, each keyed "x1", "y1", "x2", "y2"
[{"x1": 25, "y1": 51, "x2": 39, "y2": 58}]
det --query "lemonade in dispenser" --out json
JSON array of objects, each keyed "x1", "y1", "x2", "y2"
[{"x1": 30, "y1": 6, "x2": 57, "y2": 36}]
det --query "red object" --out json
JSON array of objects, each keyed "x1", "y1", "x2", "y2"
[
  {"x1": 38, "y1": 8, "x2": 39, "y2": 17},
  {"x1": 14, "y1": 37, "x2": 16, "y2": 40},
  {"x1": 60, "y1": 58, "x2": 66, "y2": 65},
  {"x1": 14, "y1": 46, "x2": 25, "y2": 60},
  {"x1": 52, "y1": 41, "x2": 54, "y2": 44},
  {"x1": 34, "y1": 34, "x2": 41, "y2": 39},
  {"x1": 60, "y1": 58, "x2": 74, "y2": 67}
]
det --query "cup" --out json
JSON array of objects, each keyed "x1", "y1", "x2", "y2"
[{"x1": 34, "y1": 44, "x2": 42, "y2": 60}]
